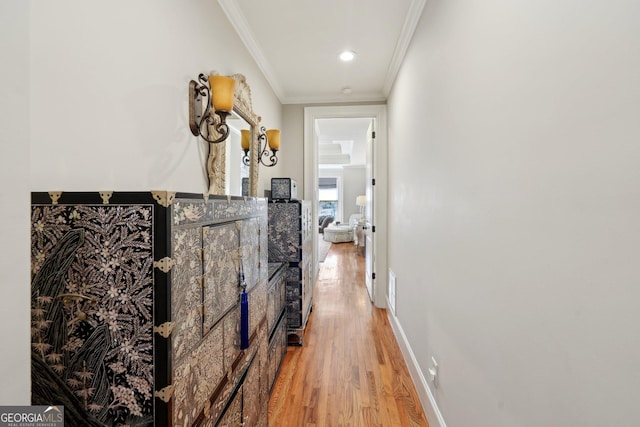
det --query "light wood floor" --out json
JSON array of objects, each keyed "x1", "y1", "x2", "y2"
[{"x1": 268, "y1": 242, "x2": 429, "y2": 427}]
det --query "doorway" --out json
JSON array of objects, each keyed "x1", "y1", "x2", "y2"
[{"x1": 304, "y1": 105, "x2": 388, "y2": 308}]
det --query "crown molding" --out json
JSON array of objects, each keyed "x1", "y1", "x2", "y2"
[
  {"x1": 382, "y1": 0, "x2": 428, "y2": 96},
  {"x1": 220, "y1": 0, "x2": 425, "y2": 105},
  {"x1": 281, "y1": 92, "x2": 386, "y2": 105},
  {"x1": 217, "y1": 0, "x2": 285, "y2": 102}
]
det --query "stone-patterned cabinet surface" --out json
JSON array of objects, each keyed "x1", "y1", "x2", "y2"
[
  {"x1": 31, "y1": 191, "x2": 270, "y2": 426},
  {"x1": 270, "y1": 178, "x2": 297, "y2": 200},
  {"x1": 266, "y1": 263, "x2": 287, "y2": 391},
  {"x1": 266, "y1": 263, "x2": 286, "y2": 339},
  {"x1": 267, "y1": 200, "x2": 313, "y2": 345}
]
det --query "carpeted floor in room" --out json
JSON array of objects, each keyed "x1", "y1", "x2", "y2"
[{"x1": 318, "y1": 234, "x2": 331, "y2": 262}]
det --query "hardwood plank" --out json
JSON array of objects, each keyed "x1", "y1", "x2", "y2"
[{"x1": 268, "y1": 242, "x2": 429, "y2": 426}]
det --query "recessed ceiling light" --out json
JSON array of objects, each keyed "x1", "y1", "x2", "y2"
[
  {"x1": 339, "y1": 50, "x2": 356, "y2": 62},
  {"x1": 342, "y1": 87, "x2": 353, "y2": 95}
]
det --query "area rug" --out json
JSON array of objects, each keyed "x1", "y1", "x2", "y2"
[{"x1": 318, "y1": 234, "x2": 332, "y2": 262}]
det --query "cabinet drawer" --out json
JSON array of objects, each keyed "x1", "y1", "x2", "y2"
[
  {"x1": 268, "y1": 313, "x2": 287, "y2": 392},
  {"x1": 267, "y1": 266, "x2": 286, "y2": 337},
  {"x1": 286, "y1": 297, "x2": 304, "y2": 328}
]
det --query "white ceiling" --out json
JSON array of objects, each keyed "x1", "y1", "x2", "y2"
[
  {"x1": 317, "y1": 117, "x2": 372, "y2": 166},
  {"x1": 219, "y1": 0, "x2": 427, "y2": 104}
]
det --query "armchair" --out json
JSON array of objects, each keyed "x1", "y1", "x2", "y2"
[{"x1": 319, "y1": 215, "x2": 334, "y2": 233}]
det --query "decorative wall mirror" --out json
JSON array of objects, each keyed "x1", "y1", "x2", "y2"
[
  {"x1": 223, "y1": 109, "x2": 252, "y2": 196},
  {"x1": 191, "y1": 72, "x2": 260, "y2": 197},
  {"x1": 226, "y1": 73, "x2": 260, "y2": 197}
]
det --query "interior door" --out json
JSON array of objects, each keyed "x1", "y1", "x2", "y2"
[{"x1": 365, "y1": 120, "x2": 375, "y2": 301}]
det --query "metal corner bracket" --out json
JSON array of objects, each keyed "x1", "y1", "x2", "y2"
[
  {"x1": 154, "y1": 322, "x2": 175, "y2": 338},
  {"x1": 151, "y1": 191, "x2": 176, "y2": 207},
  {"x1": 155, "y1": 385, "x2": 175, "y2": 403},
  {"x1": 153, "y1": 257, "x2": 174, "y2": 273}
]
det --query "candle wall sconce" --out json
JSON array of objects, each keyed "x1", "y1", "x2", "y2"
[
  {"x1": 189, "y1": 73, "x2": 236, "y2": 143},
  {"x1": 242, "y1": 126, "x2": 280, "y2": 167}
]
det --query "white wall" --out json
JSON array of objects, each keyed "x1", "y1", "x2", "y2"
[
  {"x1": 1, "y1": 0, "x2": 281, "y2": 404},
  {"x1": 387, "y1": 1, "x2": 640, "y2": 426},
  {"x1": 342, "y1": 166, "x2": 366, "y2": 221},
  {"x1": 280, "y1": 104, "x2": 306, "y2": 196},
  {"x1": 281, "y1": 102, "x2": 384, "y2": 200},
  {"x1": 29, "y1": 0, "x2": 281, "y2": 193},
  {"x1": 0, "y1": 0, "x2": 30, "y2": 405},
  {"x1": 319, "y1": 166, "x2": 365, "y2": 223}
]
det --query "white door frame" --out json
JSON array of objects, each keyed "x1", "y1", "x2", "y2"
[{"x1": 304, "y1": 105, "x2": 388, "y2": 308}]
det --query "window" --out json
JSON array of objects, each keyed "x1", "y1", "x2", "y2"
[{"x1": 319, "y1": 177, "x2": 338, "y2": 219}]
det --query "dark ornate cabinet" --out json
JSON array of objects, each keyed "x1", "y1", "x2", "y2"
[
  {"x1": 30, "y1": 191, "x2": 280, "y2": 426},
  {"x1": 267, "y1": 200, "x2": 313, "y2": 345},
  {"x1": 266, "y1": 263, "x2": 287, "y2": 391}
]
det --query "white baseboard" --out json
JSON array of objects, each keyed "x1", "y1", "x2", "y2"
[{"x1": 386, "y1": 298, "x2": 447, "y2": 427}]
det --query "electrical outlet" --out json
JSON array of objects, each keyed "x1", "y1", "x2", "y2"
[{"x1": 428, "y1": 356, "x2": 439, "y2": 387}]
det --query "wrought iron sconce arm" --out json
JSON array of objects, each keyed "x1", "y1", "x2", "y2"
[
  {"x1": 242, "y1": 148, "x2": 251, "y2": 166},
  {"x1": 241, "y1": 126, "x2": 278, "y2": 167},
  {"x1": 189, "y1": 73, "x2": 231, "y2": 144},
  {"x1": 258, "y1": 126, "x2": 278, "y2": 167}
]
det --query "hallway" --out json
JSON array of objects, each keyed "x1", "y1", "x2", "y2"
[{"x1": 268, "y1": 242, "x2": 429, "y2": 426}]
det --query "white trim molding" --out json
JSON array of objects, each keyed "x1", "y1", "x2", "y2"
[
  {"x1": 387, "y1": 300, "x2": 447, "y2": 427},
  {"x1": 304, "y1": 105, "x2": 388, "y2": 308},
  {"x1": 382, "y1": 0, "x2": 428, "y2": 96},
  {"x1": 217, "y1": 0, "x2": 285, "y2": 101}
]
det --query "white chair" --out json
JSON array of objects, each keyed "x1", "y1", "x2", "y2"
[
  {"x1": 323, "y1": 223, "x2": 353, "y2": 242},
  {"x1": 323, "y1": 214, "x2": 365, "y2": 243}
]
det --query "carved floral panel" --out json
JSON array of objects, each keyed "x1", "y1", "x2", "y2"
[
  {"x1": 171, "y1": 227, "x2": 203, "y2": 364},
  {"x1": 172, "y1": 322, "x2": 224, "y2": 427},
  {"x1": 31, "y1": 204, "x2": 154, "y2": 426},
  {"x1": 202, "y1": 223, "x2": 240, "y2": 335},
  {"x1": 239, "y1": 218, "x2": 260, "y2": 290},
  {"x1": 267, "y1": 202, "x2": 301, "y2": 263}
]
